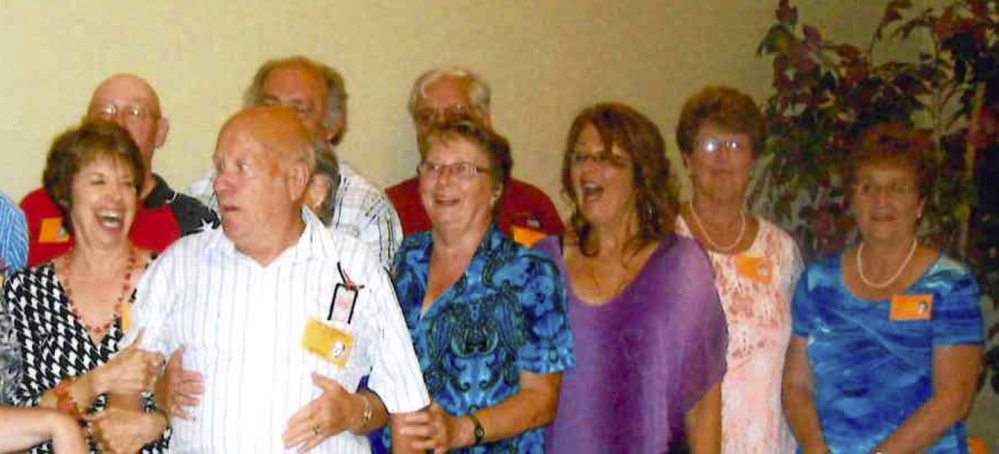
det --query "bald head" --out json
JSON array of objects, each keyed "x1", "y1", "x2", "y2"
[
  {"x1": 86, "y1": 74, "x2": 169, "y2": 187},
  {"x1": 212, "y1": 106, "x2": 316, "y2": 262},
  {"x1": 216, "y1": 106, "x2": 315, "y2": 171}
]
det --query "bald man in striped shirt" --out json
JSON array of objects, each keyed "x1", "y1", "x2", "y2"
[{"x1": 123, "y1": 107, "x2": 428, "y2": 453}]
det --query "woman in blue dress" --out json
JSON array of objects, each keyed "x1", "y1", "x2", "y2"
[{"x1": 782, "y1": 123, "x2": 984, "y2": 453}]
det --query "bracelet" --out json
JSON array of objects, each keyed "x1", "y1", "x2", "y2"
[
  {"x1": 54, "y1": 378, "x2": 84, "y2": 418},
  {"x1": 468, "y1": 412, "x2": 485, "y2": 446}
]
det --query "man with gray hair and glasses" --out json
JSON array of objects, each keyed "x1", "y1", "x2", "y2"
[
  {"x1": 386, "y1": 67, "x2": 564, "y2": 244},
  {"x1": 187, "y1": 56, "x2": 402, "y2": 269}
]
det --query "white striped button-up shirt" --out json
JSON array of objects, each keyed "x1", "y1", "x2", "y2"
[
  {"x1": 186, "y1": 160, "x2": 403, "y2": 269},
  {"x1": 124, "y1": 209, "x2": 428, "y2": 453}
]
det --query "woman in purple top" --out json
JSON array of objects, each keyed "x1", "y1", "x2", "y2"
[{"x1": 535, "y1": 103, "x2": 728, "y2": 453}]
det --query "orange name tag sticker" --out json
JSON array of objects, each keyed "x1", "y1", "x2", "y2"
[
  {"x1": 735, "y1": 254, "x2": 773, "y2": 284},
  {"x1": 120, "y1": 301, "x2": 132, "y2": 333},
  {"x1": 302, "y1": 317, "x2": 354, "y2": 367},
  {"x1": 890, "y1": 294, "x2": 933, "y2": 321},
  {"x1": 511, "y1": 225, "x2": 546, "y2": 247},
  {"x1": 39, "y1": 217, "x2": 70, "y2": 244}
]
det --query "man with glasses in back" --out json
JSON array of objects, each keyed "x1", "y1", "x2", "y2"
[
  {"x1": 386, "y1": 67, "x2": 564, "y2": 244},
  {"x1": 20, "y1": 74, "x2": 218, "y2": 265}
]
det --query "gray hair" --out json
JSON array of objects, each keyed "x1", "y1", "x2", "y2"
[
  {"x1": 244, "y1": 56, "x2": 348, "y2": 144},
  {"x1": 407, "y1": 67, "x2": 491, "y2": 118},
  {"x1": 310, "y1": 138, "x2": 340, "y2": 225}
]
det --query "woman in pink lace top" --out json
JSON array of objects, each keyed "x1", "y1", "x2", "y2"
[{"x1": 675, "y1": 86, "x2": 803, "y2": 453}]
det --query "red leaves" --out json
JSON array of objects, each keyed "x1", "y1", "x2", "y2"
[{"x1": 776, "y1": 0, "x2": 798, "y2": 25}]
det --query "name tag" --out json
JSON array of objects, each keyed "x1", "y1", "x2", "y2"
[
  {"x1": 40, "y1": 217, "x2": 70, "y2": 244},
  {"x1": 890, "y1": 294, "x2": 933, "y2": 321},
  {"x1": 121, "y1": 300, "x2": 133, "y2": 333},
  {"x1": 302, "y1": 317, "x2": 354, "y2": 367},
  {"x1": 512, "y1": 225, "x2": 546, "y2": 247},
  {"x1": 735, "y1": 254, "x2": 772, "y2": 284}
]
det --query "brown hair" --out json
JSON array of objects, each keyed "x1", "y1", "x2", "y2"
[
  {"x1": 847, "y1": 122, "x2": 935, "y2": 200},
  {"x1": 676, "y1": 86, "x2": 766, "y2": 157},
  {"x1": 42, "y1": 119, "x2": 145, "y2": 232},
  {"x1": 562, "y1": 102, "x2": 679, "y2": 256},
  {"x1": 420, "y1": 117, "x2": 513, "y2": 191}
]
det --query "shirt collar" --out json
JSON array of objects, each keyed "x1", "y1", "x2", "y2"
[
  {"x1": 203, "y1": 206, "x2": 327, "y2": 263},
  {"x1": 142, "y1": 174, "x2": 175, "y2": 208}
]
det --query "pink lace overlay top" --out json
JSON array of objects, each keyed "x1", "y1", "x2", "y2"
[{"x1": 678, "y1": 217, "x2": 803, "y2": 454}]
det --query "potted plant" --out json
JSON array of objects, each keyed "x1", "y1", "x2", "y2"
[{"x1": 753, "y1": 0, "x2": 998, "y2": 393}]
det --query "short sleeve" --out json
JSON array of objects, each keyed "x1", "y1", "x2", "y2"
[
  {"x1": 675, "y1": 245, "x2": 728, "y2": 412},
  {"x1": 791, "y1": 268, "x2": 817, "y2": 338},
  {"x1": 365, "y1": 264, "x2": 430, "y2": 414},
  {"x1": 3, "y1": 270, "x2": 48, "y2": 407},
  {"x1": 513, "y1": 252, "x2": 575, "y2": 374},
  {"x1": 0, "y1": 293, "x2": 22, "y2": 405},
  {"x1": 931, "y1": 267, "x2": 984, "y2": 346},
  {"x1": 0, "y1": 195, "x2": 28, "y2": 276}
]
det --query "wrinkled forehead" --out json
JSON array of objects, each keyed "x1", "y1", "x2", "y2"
[
  {"x1": 215, "y1": 108, "x2": 310, "y2": 160},
  {"x1": 419, "y1": 77, "x2": 472, "y2": 110},
  {"x1": 89, "y1": 75, "x2": 161, "y2": 113}
]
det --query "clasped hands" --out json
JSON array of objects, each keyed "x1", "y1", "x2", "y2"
[
  {"x1": 156, "y1": 349, "x2": 369, "y2": 454},
  {"x1": 84, "y1": 331, "x2": 168, "y2": 454}
]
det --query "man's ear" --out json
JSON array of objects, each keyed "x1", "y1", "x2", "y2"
[
  {"x1": 155, "y1": 116, "x2": 170, "y2": 148},
  {"x1": 287, "y1": 161, "x2": 311, "y2": 201},
  {"x1": 325, "y1": 115, "x2": 346, "y2": 144}
]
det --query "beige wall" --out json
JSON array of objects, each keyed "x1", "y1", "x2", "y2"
[
  {"x1": 2, "y1": 0, "x2": 994, "y2": 445},
  {"x1": 0, "y1": 0, "x2": 787, "y2": 210},
  {"x1": 0, "y1": 1, "x2": 932, "y2": 211}
]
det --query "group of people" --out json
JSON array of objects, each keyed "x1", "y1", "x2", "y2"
[{"x1": 0, "y1": 54, "x2": 986, "y2": 454}]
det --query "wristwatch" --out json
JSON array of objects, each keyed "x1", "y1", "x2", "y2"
[{"x1": 468, "y1": 412, "x2": 485, "y2": 445}]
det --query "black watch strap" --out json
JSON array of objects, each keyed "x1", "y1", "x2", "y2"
[{"x1": 468, "y1": 412, "x2": 485, "y2": 445}]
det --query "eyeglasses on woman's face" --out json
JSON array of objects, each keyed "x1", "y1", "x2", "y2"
[{"x1": 417, "y1": 161, "x2": 491, "y2": 180}]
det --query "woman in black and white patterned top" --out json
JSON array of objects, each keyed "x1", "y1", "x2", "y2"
[{"x1": 2, "y1": 120, "x2": 169, "y2": 453}]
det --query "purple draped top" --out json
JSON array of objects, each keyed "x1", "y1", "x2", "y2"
[{"x1": 535, "y1": 235, "x2": 727, "y2": 453}]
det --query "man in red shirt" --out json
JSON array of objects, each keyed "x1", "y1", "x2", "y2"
[
  {"x1": 20, "y1": 74, "x2": 218, "y2": 265},
  {"x1": 385, "y1": 68, "x2": 564, "y2": 243}
]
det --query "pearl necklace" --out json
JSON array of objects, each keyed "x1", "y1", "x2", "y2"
[
  {"x1": 856, "y1": 238, "x2": 918, "y2": 289},
  {"x1": 60, "y1": 247, "x2": 137, "y2": 338},
  {"x1": 689, "y1": 199, "x2": 745, "y2": 253}
]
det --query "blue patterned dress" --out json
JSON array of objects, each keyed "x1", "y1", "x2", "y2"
[
  {"x1": 791, "y1": 253, "x2": 984, "y2": 453},
  {"x1": 388, "y1": 226, "x2": 575, "y2": 453}
]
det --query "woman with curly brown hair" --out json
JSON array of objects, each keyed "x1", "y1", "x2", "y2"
[{"x1": 536, "y1": 103, "x2": 727, "y2": 453}]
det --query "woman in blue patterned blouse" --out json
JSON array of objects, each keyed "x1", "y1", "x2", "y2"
[
  {"x1": 782, "y1": 123, "x2": 984, "y2": 453},
  {"x1": 388, "y1": 119, "x2": 575, "y2": 453}
]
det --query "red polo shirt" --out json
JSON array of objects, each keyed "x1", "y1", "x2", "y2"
[{"x1": 20, "y1": 175, "x2": 219, "y2": 265}]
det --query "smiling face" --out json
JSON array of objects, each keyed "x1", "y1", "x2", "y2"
[
  {"x1": 419, "y1": 137, "x2": 499, "y2": 233},
  {"x1": 68, "y1": 156, "x2": 139, "y2": 248},
  {"x1": 569, "y1": 123, "x2": 637, "y2": 227},
  {"x1": 851, "y1": 160, "x2": 925, "y2": 244},
  {"x1": 686, "y1": 121, "x2": 754, "y2": 205}
]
